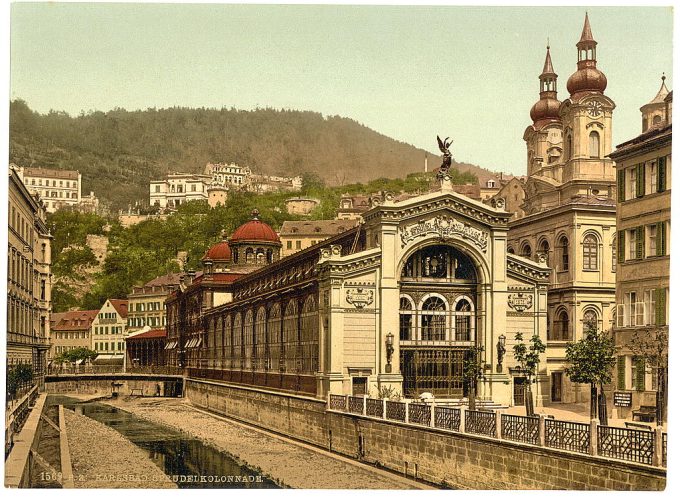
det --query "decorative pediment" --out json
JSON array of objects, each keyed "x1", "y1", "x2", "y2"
[{"x1": 398, "y1": 214, "x2": 489, "y2": 252}]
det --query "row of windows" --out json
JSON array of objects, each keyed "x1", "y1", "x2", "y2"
[
  {"x1": 94, "y1": 341, "x2": 124, "y2": 352},
  {"x1": 286, "y1": 240, "x2": 303, "y2": 250},
  {"x1": 563, "y1": 130, "x2": 601, "y2": 160},
  {"x1": 54, "y1": 332, "x2": 88, "y2": 340},
  {"x1": 28, "y1": 178, "x2": 77, "y2": 189},
  {"x1": 399, "y1": 295, "x2": 475, "y2": 343},
  {"x1": 37, "y1": 190, "x2": 78, "y2": 199},
  {"x1": 616, "y1": 288, "x2": 668, "y2": 328},
  {"x1": 128, "y1": 316, "x2": 164, "y2": 328},
  {"x1": 99, "y1": 312, "x2": 118, "y2": 319},
  {"x1": 8, "y1": 247, "x2": 36, "y2": 294},
  {"x1": 7, "y1": 298, "x2": 36, "y2": 337},
  {"x1": 617, "y1": 355, "x2": 658, "y2": 392},
  {"x1": 617, "y1": 222, "x2": 669, "y2": 262},
  {"x1": 93, "y1": 326, "x2": 124, "y2": 335},
  {"x1": 10, "y1": 205, "x2": 34, "y2": 244},
  {"x1": 130, "y1": 301, "x2": 162, "y2": 312},
  {"x1": 616, "y1": 155, "x2": 668, "y2": 202},
  {"x1": 54, "y1": 345, "x2": 85, "y2": 354}
]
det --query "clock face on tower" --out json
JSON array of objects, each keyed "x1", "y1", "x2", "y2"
[{"x1": 587, "y1": 100, "x2": 603, "y2": 117}]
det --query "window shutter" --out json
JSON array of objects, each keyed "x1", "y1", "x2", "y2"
[
  {"x1": 634, "y1": 357, "x2": 646, "y2": 392},
  {"x1": 657, "y1": 156, "x2": 666, "y2": 192},
  {"x1": 637, "y1": 162, "x2": 646, "y2": 197},
  {"x1": 617, "y1": 169, "x2": 625, "y2": 202},
  {"x1": 636, "y1": 226, "x2": 645, "y2": 259},
  {"x1": 617, "y1": 230, "x2": 625, "y2": 263},
  {"x1": 656, "y1": 288, "x2": 667, "y2": 326},
  {"x1": 617, "y1": 356, "x2": 626, "y2": 389},
  {"x1": 658, "y1": 221, "x2": 666, "y2": 256}
]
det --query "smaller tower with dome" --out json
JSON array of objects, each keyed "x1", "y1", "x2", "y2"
[
  {"x1": 228, "y1": 209, "x2": 282, "y2": 266},
  {"x1": 641, "y1": 75, "x2": 670, "y2": 133}
]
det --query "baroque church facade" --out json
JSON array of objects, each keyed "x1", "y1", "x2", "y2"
[{"x1": 507, "y1": 14, "x2": 617, "y2": 404}]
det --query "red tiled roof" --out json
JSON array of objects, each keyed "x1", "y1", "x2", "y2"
[
  {"x1": 202, "y1": 240, "x2": 232, "y2": 261},
  {"x1": 51, "y1": 310, "x2": 99, "y2": 331},
  {"x1": 109, "y1": 299, "x2": 128, "y2": 319},
  {"x1": 143, "y1": 273, "x2": 183, "y2": 287},
  {"x1": 22, "y1": 167, "x2": 80, "y2": 180},
  {"x1": 126, "y1": 329, "x2": 166, "y2": 340}
]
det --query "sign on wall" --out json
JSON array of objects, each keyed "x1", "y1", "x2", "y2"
[{"x1": 613, "y1": 392, "x2": 632, "y2": 408}]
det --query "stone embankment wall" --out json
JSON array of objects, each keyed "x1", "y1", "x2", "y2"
[
  {"x1": 45, "y1": 375, "x2": 182, "y2": 397},
  {"x1": 185, "y1": 379, "x2": 666, "y2": 491}
]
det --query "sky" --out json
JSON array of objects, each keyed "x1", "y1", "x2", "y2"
[{"x1": 7, "y1": 2, "x2": 674, "y2": 175}]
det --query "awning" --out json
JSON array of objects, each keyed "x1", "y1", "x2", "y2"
[
  {"x1": 93, "y1": 354, "x2": 124, "y2": 364},
  {"x1": 164, "y1": 341, "x2": 177, "y2": 350}
]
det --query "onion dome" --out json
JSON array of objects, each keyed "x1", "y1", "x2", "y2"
[
  {"x1": 229, "y1": 209, "x2": 281, "y2": 244},
  {"x1": 202, "y1": 231, "x2": 232, "y2": 261},
  {"x1": 566, "y1": 13, "x2": 608, "y2": 96},
  {"x1": 530, "y1": 45, "x2": 562, "y2": 124}
]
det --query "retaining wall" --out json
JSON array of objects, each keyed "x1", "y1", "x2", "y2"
[
  {"x1": 45, "y1": 375, "x2": 182, "y2": 397},
  {"x1": 185, "y1": 378, "x2": 666, "y2": 491}
]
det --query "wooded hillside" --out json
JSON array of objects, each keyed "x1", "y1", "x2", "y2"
[{"x1": 10, "y1": 100, "x2": 494, "y2": 210}]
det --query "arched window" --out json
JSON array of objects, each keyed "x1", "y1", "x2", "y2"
[
  {"x1": 401, "y1": 245, "x2": 477, "y2": 281},
  {"x1": 283, "y1": 300, "x2": 298, "y2": 372},
  {"x1": 507, "y1": 246, "x2": 515, "y2": 255},
  {"x1": 243, "y1": 310, "x2": 254, "y2": 370},
  {"x1": 589, "y1": 131, "x2": 600, "y2": 158},
  {"x1": 653, "y1": 115, "x2": 662, "y2": 126},
  {"x1": 266, "y1": 249, "x2": 273, "y2": 263},
  {"x1": 420, "y1": 296, "x2": 447, "y2": 341},
  {"x1": 453, "y1": 298, "x2": 474, "y2": 342},
  {"x1": 611, "y1": 237, "x2": 617, "y2": 272},
  {"x1": 399, "y1": 296, "x2": 415, "y2": 341},
  {"x1": 245, "y1": 248, "x2": 254, "y2": 264},
  {"x1": 268, "y1": 304, "x2": 282, "y2": 372},
  {"x1": 550, "y1": 309, "x2": 570, "y2": 341},
  {"x1": 538, "y1": 239, "x2": 550, "y2": 266},
  {"x1": 222, "y1": 315, "x2": 231, "y2": 369},
  {"x1": 643, "y1": 117, "x2": 649, "y2": 132},
  {"x1": 583, "y1": 234, "x2": 598, "y2": 270},
  {"x1": 583, "y1": 309, "x2": 598, "y2": 333},
  {"x1": 566, "y1": 134, "x2": 573, "y2": 160},
  {"x1": 300, "y1": 296, "x2": 319, "y2": 373},
  {"x1": 254, "y1": 307, "x2": 267, "y2": 371},
  {"x1": 558, "y1": 235, "x2": 569, "y2": 271},
  {"x1": 520, "y1": 243, "x2": 532, "y2": 259},
  {"x1": 232, "y1": 313, "x2": 241, "y2": 370},
  {"x1": 232, "y1": 248, "x2": 239, "y2": 264}
]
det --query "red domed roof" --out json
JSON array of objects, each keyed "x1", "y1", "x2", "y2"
[
  {"x1": 230, "y1": 210, "x2": 280, "y2": 244},
  {"x1": 567, "y1": 66, "x2": 607, "y2": 96},
  {"x1": 203, "y1": 240, "x2": 232, "y2": 261}
]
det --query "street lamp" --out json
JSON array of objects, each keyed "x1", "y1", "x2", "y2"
[
  {"x1": 496, "y1": 334, "x2": 507, "y2": 373},
  {"x1": 385, "y1": 332, "x2": 394, "y2": 373}
]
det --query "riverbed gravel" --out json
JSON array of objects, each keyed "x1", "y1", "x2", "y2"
[
  {"x1": 64, "y1": 408, "x2": 176, "y2": 488},
  {"x1": 111, "y1": 397, "x2": 423, "y2": 489}
]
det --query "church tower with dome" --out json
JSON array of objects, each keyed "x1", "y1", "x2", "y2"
[{"x1": 508, "y1": 14, "x2": 617, "y2": 407}]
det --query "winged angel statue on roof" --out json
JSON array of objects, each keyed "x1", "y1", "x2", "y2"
[{"x1": 436, "y1": 136, "x2": 453, "y2": 182}]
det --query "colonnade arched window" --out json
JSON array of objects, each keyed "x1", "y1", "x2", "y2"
[
  {"x1": 300, "y1": 296, "x2": 319, "y2": 373},
  {"x1": 232, "y1": 313, "x2": 242, "y2": 370},
  {"x1": 254, "y1": 307, "x2": 267, "y2": 370},
  {"x1": 283, "y1": 301, "x2": 298, "y2": 372},
  {"x1": 222, "y1": 316, "x2": 230, "y2": 369},
  {"x1": 268, "y1": 304, "x2": 282, "y2": 371},
  {"x1": 399, "y1": 294, "x2": 475, "y2": 343},
  {"x1": 243, "y1": 310, "x2": 253, "y2": 370}
]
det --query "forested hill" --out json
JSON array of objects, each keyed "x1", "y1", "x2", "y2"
[{"x1": 9, "y1": 100, "x2": 495, "y2": 210}]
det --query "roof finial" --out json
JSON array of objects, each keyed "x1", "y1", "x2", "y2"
[
  {"x1": 579, "y1": 11, "x2": 595, "y2": 43},
  {"x1": 547, "y1": 37, "x2": 550, "y2": 50},
  {"x1": 251, "y1": 208, "x2": 260, "y2": 220},
  {"x1": 662, "y1": 72, "x2": 666, "y2": 83}
]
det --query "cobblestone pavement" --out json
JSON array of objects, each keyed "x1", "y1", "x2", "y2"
[
  {"x1": 64, "y1": 408, "x2": 176, "y2": 488},
  {"x1": 111, "y1": 397, "x2": 427, "y2": 489}
]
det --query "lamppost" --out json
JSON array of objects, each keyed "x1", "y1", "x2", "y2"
[
  {"x1": 385, "y1": 333, "x2": 394, "y2": 373},
  {"x1": 496, "y1": 334, "x2": 506, "y2": 373}
]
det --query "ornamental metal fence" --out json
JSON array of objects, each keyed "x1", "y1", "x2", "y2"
[
  {"x1": 386, "y1": 401, "x2": 406, "y2": 422},
  {"x1": 329, "y1": 394, "x2": 346, "y2": 411},
  {"x1": 465, "y1": 409, "x2": 496, "y2": 437},
  {"x1": 501, "y1": 414, "x2": 539, "y2": 445},
  {"x1": 598, "y1": 425, "x2": 655, "y2": 465},
  {"x1": 435, "y1": 406, "x2": 461, "y2": 431},
  {"x1": 366, "y1": 398, "x2": 384, "y2": 418},
  {"x1": 545, "y1": 419, "x2": 590, "y2": 454},
  {"x1": 348, "y1": 396, "x2": 364, "y2": 414},
  {"x1": 325, "y1": 394, "x2": 667, "y2": 468},
  {"x1": 409, "y1": 403, "x2": 431, "y2": 426}
]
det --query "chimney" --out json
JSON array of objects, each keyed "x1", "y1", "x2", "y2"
[{"x1": 187, "y1": 269, "x2": 196, "y2": 284}]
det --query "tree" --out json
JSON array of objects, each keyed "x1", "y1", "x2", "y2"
[
  {"x1": 513, "y1": 332, "x2": 546, "y2": 416},
  {"x1": 627, "y1": 328, "x2": 668, "y2": 425},
  {"x1": 463, "y1": 346, "x2": 485, "y2": 411},
  {"x1": 54, "y1": 347, "x2": 99, "y2": 365},
  {"x1": 565, "y1": 325, "x2": 616, "y2": 424}
]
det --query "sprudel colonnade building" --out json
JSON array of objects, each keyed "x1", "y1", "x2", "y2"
[{"x1": 166, "y1": 186, "x2": 550, "y2": 406}]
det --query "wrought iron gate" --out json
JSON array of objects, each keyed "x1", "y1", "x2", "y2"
[{"x1": 400, "y1": 347, "x2": 466, "y2": 397}]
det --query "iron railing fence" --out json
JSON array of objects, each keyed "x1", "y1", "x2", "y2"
[
  {"x1": 465, "y1": 409, "x2": 496, "y2": 437},
  {"x1": 366, "y1": 398, "x2": 384, "y2": 418},
  {"x1": 348, "y1": 396, "x2": 364, "y2": 414},
  {"x1": 501, "y1": 414, "x2": 539, "y2": 445},
  {"x1": 329, "y1": 394, "x2": 347, "y2": 411},
  {"x1": 598, "y1": 425, "x2": 655, "y2": 465},
  {"x1": 545, "y1": 419, "x2": 590, "y2": 454},
  {"x1": 435, "y1": 406, "x2": 461, "y2": 431},
  {"x1": 409, "y1": 403, "x2": 431, "y2": 426},
  {"x1": 5, "y1": 385, "x2": 38, "y2": 458},
  {"x1": 386, "y1": 401, "x2": 406, "y2": 422}
]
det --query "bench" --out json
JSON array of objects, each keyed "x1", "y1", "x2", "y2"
[
  {"x1": 632, "y1": 406, "x2": 656, "y2": 423},
  {"x1": 129, "y1": 388, "x2": 144, "y2": 397},
  {"x1": 625, "y1": 421, "x2": 653, "y2": 431}
]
